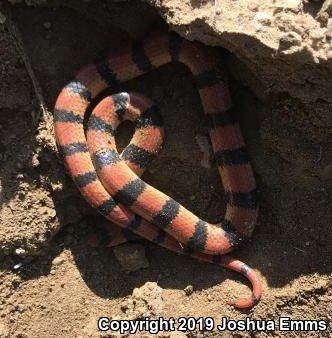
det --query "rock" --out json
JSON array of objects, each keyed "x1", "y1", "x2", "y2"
[
  {"x1": 40, "y1": 207, "x2": 56, "y2": 219},
  {"x1": 52, "y1": 256, "x2": 65, "y2": 266},
  {"x1": 147, "y1": 0, "x2": 332, "y2": 104},
  {"x1": 184, "y1": 285, "x2": 194, "y2": 295},
  {"x1": 255, "y1": 12, "x2": 272, "y2": 25},
  {"x1": 48, "y1": 209, "x2": 56, "y2": 219},
  {"x1": 279, "y1": 31, "x2": 302, "y2": 51},
  {"x1": 13, "y1": 263, "x2": 23, "y2": 270},
  {"x1": 129, "y1": 282, "x2": 164, "y2": 318},
  {"x1": 113, "y1": 243, "x2": 149, "y2": 272},
  {"x1": 120, "y1": 298, "x2": 135, "y2": 313},
  {"x1": 14, "y1": 248, "x2": 26, "y2": 256},
  {"x1": 310, "y1": 29, "x2": 326, "y2": 47}
]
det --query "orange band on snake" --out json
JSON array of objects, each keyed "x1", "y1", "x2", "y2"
[{"x1": 54, "y1": 31, "x2": 261, "y2": 308}]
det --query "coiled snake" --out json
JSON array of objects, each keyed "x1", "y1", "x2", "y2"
[{"x1": 54, "y1": 31, "x2": 262, "y2": 309}]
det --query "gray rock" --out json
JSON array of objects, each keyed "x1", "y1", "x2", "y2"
[
  {"x1": 184, "y1": 285, "x2": 194, "y2": 295},
  {"x1": 113, "y1": 243, "x2": 149, "y2": 272}
]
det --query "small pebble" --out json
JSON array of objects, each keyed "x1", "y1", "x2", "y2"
[
  {"x1": 13, "y1": 263, "x2": 23, "y2": 270},
  {"x1": 43, "y1": 21, "x2": 52, "y2": 29},
  {"x1": 49, "y1": 209, "x2": 56, "y2": 218},
  {"x1": 52, "y1": 256, "x2": 65, "y2": 266},
  {"x1": 184, "y1": 285, "x2": 194, "y2": 296},
  {"x1": 15, "y1": 248, "x2": 26, "y2": 256},
  {"x1": 15, "y1": 304, "x2": 25, "y2": 313},
  {"x1": 113, "y1": 243, "x2": 149, "y2": 272}
]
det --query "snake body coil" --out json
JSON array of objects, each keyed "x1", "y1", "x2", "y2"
[{"x1": 54, "y1": 31, "x2": 261, "y2": 308}]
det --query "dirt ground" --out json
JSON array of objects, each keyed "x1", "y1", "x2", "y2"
[{"x1": 0, "y1": 1, "x2": 331, "y2": 337}]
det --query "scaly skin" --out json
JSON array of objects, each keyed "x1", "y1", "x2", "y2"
[{"x1": 54, "y1": 31, "x2": 261, "y2": 308}]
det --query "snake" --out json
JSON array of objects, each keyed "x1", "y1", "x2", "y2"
[{"x1": 53, "y1": 30, "x2": 261, "y2": 309}]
